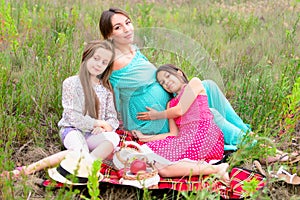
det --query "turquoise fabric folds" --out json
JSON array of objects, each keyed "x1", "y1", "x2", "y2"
[{"x1": 110, "y1": 50, "x2": 171, "y2": 134}]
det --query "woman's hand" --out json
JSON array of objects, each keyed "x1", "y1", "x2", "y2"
[{"x1": 137, "y1": 106, "x2": 161, "y2": 120}]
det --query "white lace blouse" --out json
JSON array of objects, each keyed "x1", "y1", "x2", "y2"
[{"x1": 58, "y1": 75, "x2": 119, "y2": 132}]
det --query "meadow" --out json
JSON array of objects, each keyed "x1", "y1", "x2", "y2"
[{"x1": 0, "y1": 0, "x2": 299, "y2": 199}]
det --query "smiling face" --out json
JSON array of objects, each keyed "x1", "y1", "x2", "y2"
[
  {"x1": 109, "y1": 13, "x2": 134, "y2": 45},
  {"x1": 86, "y1": 47, "x2": 113, "y2": 82},
  {"x1": 157, "y1": 70, "x2": 185, "y2": 94}
]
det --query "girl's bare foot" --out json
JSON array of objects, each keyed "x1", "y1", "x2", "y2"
[
  {"x1": 1, "y1": 166, "x2": 26, "y2": 180},
  {"x1": 216, "y1": 163, "x2": 230, "y2": 185}
]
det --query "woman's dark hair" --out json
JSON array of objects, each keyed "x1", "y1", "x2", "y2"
[
  {"x1": 156, "y1": 64, "x2": 189, "y2": 83},
  {"x1": 99, "y1": 7, "x2": 131, "y2": 39}
]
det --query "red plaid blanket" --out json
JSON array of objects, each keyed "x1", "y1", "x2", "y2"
[
  {"x1": 100, "y1": 129, "x2": 230, "y2": 198},
  {"x1": 42, "y1": 129, "x2": 266, "y2": 199}
]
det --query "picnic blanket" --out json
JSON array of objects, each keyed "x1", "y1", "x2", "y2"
[
  {"x1": 42, "y1": 129, "x2": 266, "y2": 199},
  {"x1": 100, "y1": 129, "x2": 230, "y2": 197}
]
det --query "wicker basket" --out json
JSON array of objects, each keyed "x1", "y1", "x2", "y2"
[
  {"x1": 120, "y1": 158, "x2": 160, "y2": 188},
  {"x1": 123, "y1": 160, "x2": 158, "y2": 180}
]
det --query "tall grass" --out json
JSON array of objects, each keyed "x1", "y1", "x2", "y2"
[{"x1": 0, "y1": 0, "x2": 299, "y2": 199}]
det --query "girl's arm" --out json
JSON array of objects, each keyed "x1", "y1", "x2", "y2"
[
  {"x1": 101, "y1": 89, "x2": 119, "y2": 131},
  {"x1": 137, "y1": 77, "x2": 206, "y2": 120},
  {"x1": 134, "y1": 103, "x2": 179, "y2": 142},
  {"x1": 93, "y1": 119, "x2": 113, "y2": 132},
  {"x1": 134, "y1": 118, "x2": 179, "y2": 142},
  {"x1": 61, "y1": 77, "x2": 96, "y2": 131}
]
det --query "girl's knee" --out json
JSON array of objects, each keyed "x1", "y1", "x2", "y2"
[
  {"x1": 109, "y1": 131, "x2": 120, "y2": 148},
  {"x1": 99, "y1": 131, "x2": 120, "y2": 148},
  {"x1": 63, "y1": 130, "x2": 89, "y2": 151}
]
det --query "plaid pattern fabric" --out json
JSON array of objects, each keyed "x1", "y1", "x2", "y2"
[
  {"x1": 100, "y1": 129, "x2": 230, "y2": 198},
  {"x1": 228, "y1": 167, "x2": 266, "y2": 199},
  {"x1": 42, "y1": 129, "x2": 266, "y2": 199}
]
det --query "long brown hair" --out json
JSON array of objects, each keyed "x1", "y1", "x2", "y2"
[
  {"x1": 99, "y1": 7, "x2": 131, "y2": 39},
  {"x1": 79, "y1": 40, "x2": 115, "y2": 118},
  {"x1": 156, "y1": 64, "x2": 189, "y2": 84}
]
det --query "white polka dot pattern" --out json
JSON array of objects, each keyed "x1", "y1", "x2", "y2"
[{"x1": 146, "y1": 89, "x2": 224, "y2": 163}]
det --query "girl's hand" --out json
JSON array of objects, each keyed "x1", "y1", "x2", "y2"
[
  {"x1": 92, "y1": 127, "x2": 105, "y2": 135},
  {"x1": 94, "y1": 120, "x2": 113, "y2": 132},
  {"x1": 137, "y1": 106, "x2": 161, "y2": 120},
  {"x1": 132, "y1": 130, "x2": 154, "y2": 142},
  {"x1": 132, "y1": 130, "x2": 143, "y2": 138}
]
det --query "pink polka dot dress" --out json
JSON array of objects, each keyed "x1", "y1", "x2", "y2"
[{"x1": 146, "y1": 86, "x2": 224, "y2": 163}]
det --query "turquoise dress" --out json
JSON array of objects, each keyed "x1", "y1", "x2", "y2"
[
  {"x1": 110, "y1": 50, "x2": 172, "y2": 134},
  {"x1": 202, "y1": 80, "x2": 251, "y2": 150},
  {"x1": 110, "y1": 49, "x2": 251, "y2": 150}
]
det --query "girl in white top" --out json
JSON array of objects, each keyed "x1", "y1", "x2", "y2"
[
  {"x1": 57, "y1": 40, "x2": 119, "y2": 158},
  {"x1": 2, "y1": 40, "x2": 120, "y2": 178}
]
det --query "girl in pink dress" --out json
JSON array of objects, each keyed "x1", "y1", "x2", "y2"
[
  {"x1": 134, "y1": 64, "x2": 228, "y2": 182},
  {"x1": 146, "y1": 88, "x2": 223, "y2": 162},
  {"x1": 135, "y1": 64, "x2": 224, "y2": 162}
]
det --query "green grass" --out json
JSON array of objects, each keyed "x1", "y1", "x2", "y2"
[{"x1": 1, "y1": 0, "x2": 299, "y2": 199}]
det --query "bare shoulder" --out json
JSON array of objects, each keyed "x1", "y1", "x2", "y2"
[
  {"x1": 112, "y1": 49, "x2": 125, "y2": 70},
  {"x1": 112, "y1": 49, "x2": 135, "y2": 70},
  {"x1": 189, "y1": 77, "x2": 202, "y2": 86},
  {"x1": 112, "y1": 60, "x2": 125, "y2": 70},
  {"x1": 189, "y1": 77, "x2": 206, "y2": 94}
]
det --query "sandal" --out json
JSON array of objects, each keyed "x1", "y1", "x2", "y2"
[{"x1": 271, "y1": 166, "x2": 300, "y2": 185}]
